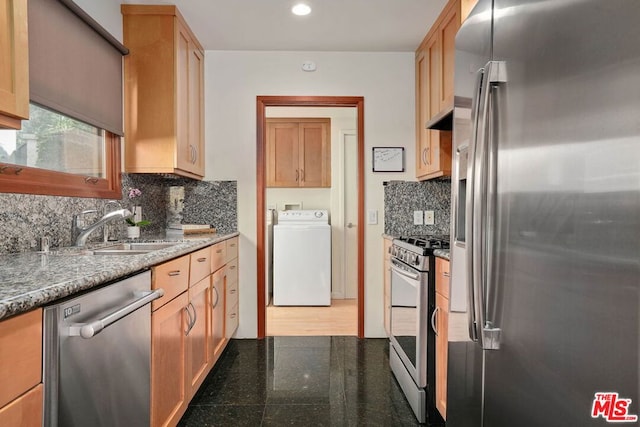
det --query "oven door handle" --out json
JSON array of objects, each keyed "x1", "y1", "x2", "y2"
[{"x1": 390, "y1": 259, "x2": 420, "y2": 281}]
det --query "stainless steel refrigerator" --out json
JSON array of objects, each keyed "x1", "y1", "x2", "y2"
[{"x1": 448, "y1": 1, "x2": 640, "y2": 426}]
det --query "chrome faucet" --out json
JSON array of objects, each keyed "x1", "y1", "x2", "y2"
[
  {"x1": 73, "y1": 208, "x2": 133, "y2": 247},
  {"x1": 103, "y1": 201, "x2": 124, "y2": 242}
]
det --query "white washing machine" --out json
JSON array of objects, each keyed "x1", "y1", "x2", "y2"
[{"x1": 273, "y1": 210, "x2": 331, "y2": 306}]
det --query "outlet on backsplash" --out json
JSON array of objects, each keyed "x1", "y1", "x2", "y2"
[
  {"x1": 413, "y1": 210, "x2": 424, "y2": 225},
  {"x1": 424, "y1": 210, "x2": 435, "y2": 225}
]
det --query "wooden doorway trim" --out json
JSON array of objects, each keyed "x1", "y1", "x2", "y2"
[{"x1": 256, "y1": 95, "x2": 365, "y2": 339}]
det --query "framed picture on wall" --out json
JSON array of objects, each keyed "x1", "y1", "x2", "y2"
[{"x1": 372, "y1": 147, "x2": 404, "y2": 172}]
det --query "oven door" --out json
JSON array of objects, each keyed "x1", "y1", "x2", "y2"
[{"x1": 389, "y1": 258, "x2": 428, "y2": 388}]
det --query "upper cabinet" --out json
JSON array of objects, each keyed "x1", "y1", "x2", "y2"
[
  {"x1": 415, "y1": 0, "x2": 478, "y2": 181},
  {"x1": 0, "y1": 0, "x2": 29, "y2": 130},
  {"x1": 266, "y1": 118, "x2": 331, "y2": 188},
  {"x1": 122, "y1": 5, "x2": 205, "y2": 179}
]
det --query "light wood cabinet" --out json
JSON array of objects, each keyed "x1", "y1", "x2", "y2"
[
  {"x1": 151, "y1": 237, "x2": 240, "y2": 426},
  {"x1": 225, "y1": 238, "x2": 239, "y2": 338},
  {"x1": 122, "y1": 5, "x2": 205, "y2": 179},
  {"x1": 434, "y1": 257, "x2": 450, "y2": 420},
  {"x1": 0, "y1": 0, "x2": 29, "y2": 130},
  {"x1": 266, "y1": 118, "x2": 331, "y2": 188},
  {"x1": 383, "y1": 237, "x2": 392, "y2": 336},
  {"x1": 210, "y1": 267, "x2": 226, "y2": 363},
  {"x1": 0, "y1": 384, "x2": 43, "y2": 427},
  {"x1": 151, "y1": 292, "x2": 189, "y2": 427},
  {"x1": 0, "y1": 309, "x2": 42, "y2": 427},
  {"x1": 187, "y1": 277, "x2": 211, "y2": 400},
  {"x1": 415, "y1": 0, "x2": 468, "y2": 181}
]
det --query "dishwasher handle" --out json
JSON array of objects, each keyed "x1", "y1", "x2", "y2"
[{"x1": 69, "y1": 288, "x2": 165, "y2": 339}]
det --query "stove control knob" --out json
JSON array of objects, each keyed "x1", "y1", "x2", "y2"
[
  {"x1": 315, "y1": 211, "x2": 323, "y2": 218},
  {"x1": 413, "y1": 255, "x2": 420, "y2": 266}
]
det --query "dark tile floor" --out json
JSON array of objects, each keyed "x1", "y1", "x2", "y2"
[{"x1": 178, "y1": 336, "x2": 425, "y2": 426}]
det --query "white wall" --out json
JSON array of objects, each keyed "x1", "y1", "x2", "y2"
[{"x1": 205, "y1": 51, "x2": 416, "y2": 338}]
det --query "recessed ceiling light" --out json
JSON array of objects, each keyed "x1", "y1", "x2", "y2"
[{"x1": 291, "y1": 3, "x2": 311, "y2": 16}]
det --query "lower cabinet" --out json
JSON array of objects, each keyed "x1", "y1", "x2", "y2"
[
  {"x1": 434, "y1": 257, "x2": 450, "y2": 420},
  {"x1": 0, "y1": 384, "x2": 43, "y2": 427},
  {"x1": 0, "y1": 308, "x2": 43, "y2": 427},
  {"x1": 151, "y1": 292, "x2": 189, "y2": 427},
  {"x1": 210, "y1": 266, "x2": 226, "y2": 364},
  {"x1": 151, "y1": 236, "x2": 239, "y2": 427},
  {"x1": 187, "y1": 277, "x2": 211, "y2": 399}
]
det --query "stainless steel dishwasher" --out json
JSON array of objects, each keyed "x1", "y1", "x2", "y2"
[{"x1": 43, "y1": 270, "x2": 163, "y2": 427}]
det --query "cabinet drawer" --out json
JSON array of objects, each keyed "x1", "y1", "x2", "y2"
[
  {"x1": 152, "y1": 254, "x2": 191, "y2": 311},
  {"x1": 225, "y1": 303, "x2": 238, "y2": 338},
  {"x1": 189, "y1": 246, "x2": 212, "y2": 287},
  {"x1": 226, "y1": 258, "x2": 238, "y2": 286},
  {"x1": 0, "y1": 384, "x2": 43, "y2": 427},
  {"x1": 0, "y1": 309, "x2": 42, "y2": 408},
  {"x1": 226, "y1": 278, "x2": 238, "y2": 309},
  {"x1": 225, "y1": 237, "x2": 238, "y2": 262},
  {"x1": 435, "y1": 258, "x2": 450, "y2": 299},
  {"x1": 211, "y1": 242, "x2": 226, "y2": 273}
]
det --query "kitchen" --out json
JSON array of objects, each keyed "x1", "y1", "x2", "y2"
[{"x1": 1, "y1": 0, "x2": 639, "y2": 426}]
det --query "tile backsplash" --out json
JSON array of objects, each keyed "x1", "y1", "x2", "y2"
[
  {"x1": 0, "y1": 174, "x2": 237, "y2": 254},
  {"x1": 384, "y1": 179, "x2": 451, "y2": 237}
]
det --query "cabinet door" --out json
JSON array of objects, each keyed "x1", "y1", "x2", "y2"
[
  {"x1": 151, "y1": 292, "x2": 188, "y2": 427},
  {"x1": 188, "y1": 43, "x2": 205, "y2": 177},
  {"x1": 0, "y1": 0, "x2": 29, "y2": 129},
  {"x1": 187, "y1": 277, "x2": 211, "y2": 398},
  {"x1": 266, "y1": 121, "x2": 300, "y2": 187},
  {"x1": 439, "y1": 4, "x2": 459, "y2": 111},
  {"x1": 0, "y1": 384, "x2": 43, "y2": 427},
  {"x1": 175, "y1": 21, "x2": 191, "y2": 174},
  {"x1": 0, "y1": 309, "x2": 41, "y2": 408},
  {"x1": 415, "y1": 47, "x2": 430, "y2": 178},
  {"x1": 299, "y1": 121, "x2": 330, "y2": 187},
  {"x1": 427, "y1": 33, "x2": 441, "y2": 121},
  {"x1": 210, "y1": 268, "x2": 226, "y2": 363},
  {"x1": 435, "y1": 291, "x2": 449, "y2": 419}
]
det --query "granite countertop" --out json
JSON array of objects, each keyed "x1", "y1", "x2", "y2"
[
  {"x1": 433, "y1": 249, "x2": 450, "y2": 261},
  {"x1": 0, "y1": 232, "x2": 239, "y2": 321}
]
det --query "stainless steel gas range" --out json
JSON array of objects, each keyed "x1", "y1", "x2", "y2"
[{"x1": 388, "y1": 235, "x2": 449, "y2": 425}]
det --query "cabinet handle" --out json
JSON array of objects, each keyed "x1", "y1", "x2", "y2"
[
  {"x1": 230, "y1": 313, "x2": 236, "y2": 319},
  {"x1": 230, "y1": 265, "x2": 236, "y2": 270},
  {"x1": 230, "y1": 289, "x2": 236, "y2": 294},
  {"x1": 211, "y1": 285, "x2": 220, "y2": 309},
  {"x1": 168, "y1": 270, "x2": 181, "y2": 276},
  {"x1": 184, "y1": 306, "x2": 193, "y2": 335},
  {"x1": 295, "y1": 169, "x2": 299, "y2": 182},
  {"x1": 431, "y1": 306, "x2": 439, "y2": 336},
  {"x1": 230, "y1": 243, "x2": 236, "y2": 247},
  {"x1": 197, "y1": 257, "x2": 207, "y2": 263},
  {"x1": 301, "y1": 169, "x2": 304, "y2": 181},
  {"x1": 443, "y1": 272, "x2": 450, "y2": 277},
  {"x1": 84, "y1": 176, "x2": 99, "y2": 184},
  {"x1": 216, "y1": 249, "x2": 223, "y2": 254}
]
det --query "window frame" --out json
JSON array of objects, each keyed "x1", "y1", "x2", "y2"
[{"x1": 0, "y1": 131, "x2": 122, "y2": 199}]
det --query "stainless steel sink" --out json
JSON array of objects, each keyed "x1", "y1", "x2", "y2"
[{"x1": 92, "y1": 242, "x2": 180, "y2": 255}]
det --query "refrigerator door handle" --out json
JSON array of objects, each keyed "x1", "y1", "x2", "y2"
[
  {"x1": 475, "y1": 60, "x2": 507, "y2": 351},
  {"x1": 466, "y1": 66, "x2": 485, "y2": 343}
]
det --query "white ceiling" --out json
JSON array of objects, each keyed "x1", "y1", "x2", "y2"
[{"x1": 120, "y1": 0, "x2": 449, "y2": 52}]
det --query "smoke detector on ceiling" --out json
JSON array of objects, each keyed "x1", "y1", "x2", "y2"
[{"x1": 302, "y1": 61, "x2": 317, "y2": 72}]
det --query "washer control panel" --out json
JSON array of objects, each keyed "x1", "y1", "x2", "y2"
[{"x1": 278, "y1": 210, "x2": 329, "y2": 223}]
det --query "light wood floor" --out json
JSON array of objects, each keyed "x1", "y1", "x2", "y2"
[{"x1": 266, "y1": 299, "x2": 358, "y2": 336}]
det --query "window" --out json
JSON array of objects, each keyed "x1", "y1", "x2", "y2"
[{"x1": 0, "y1": 0, "x2": 128, "y2": 199}]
